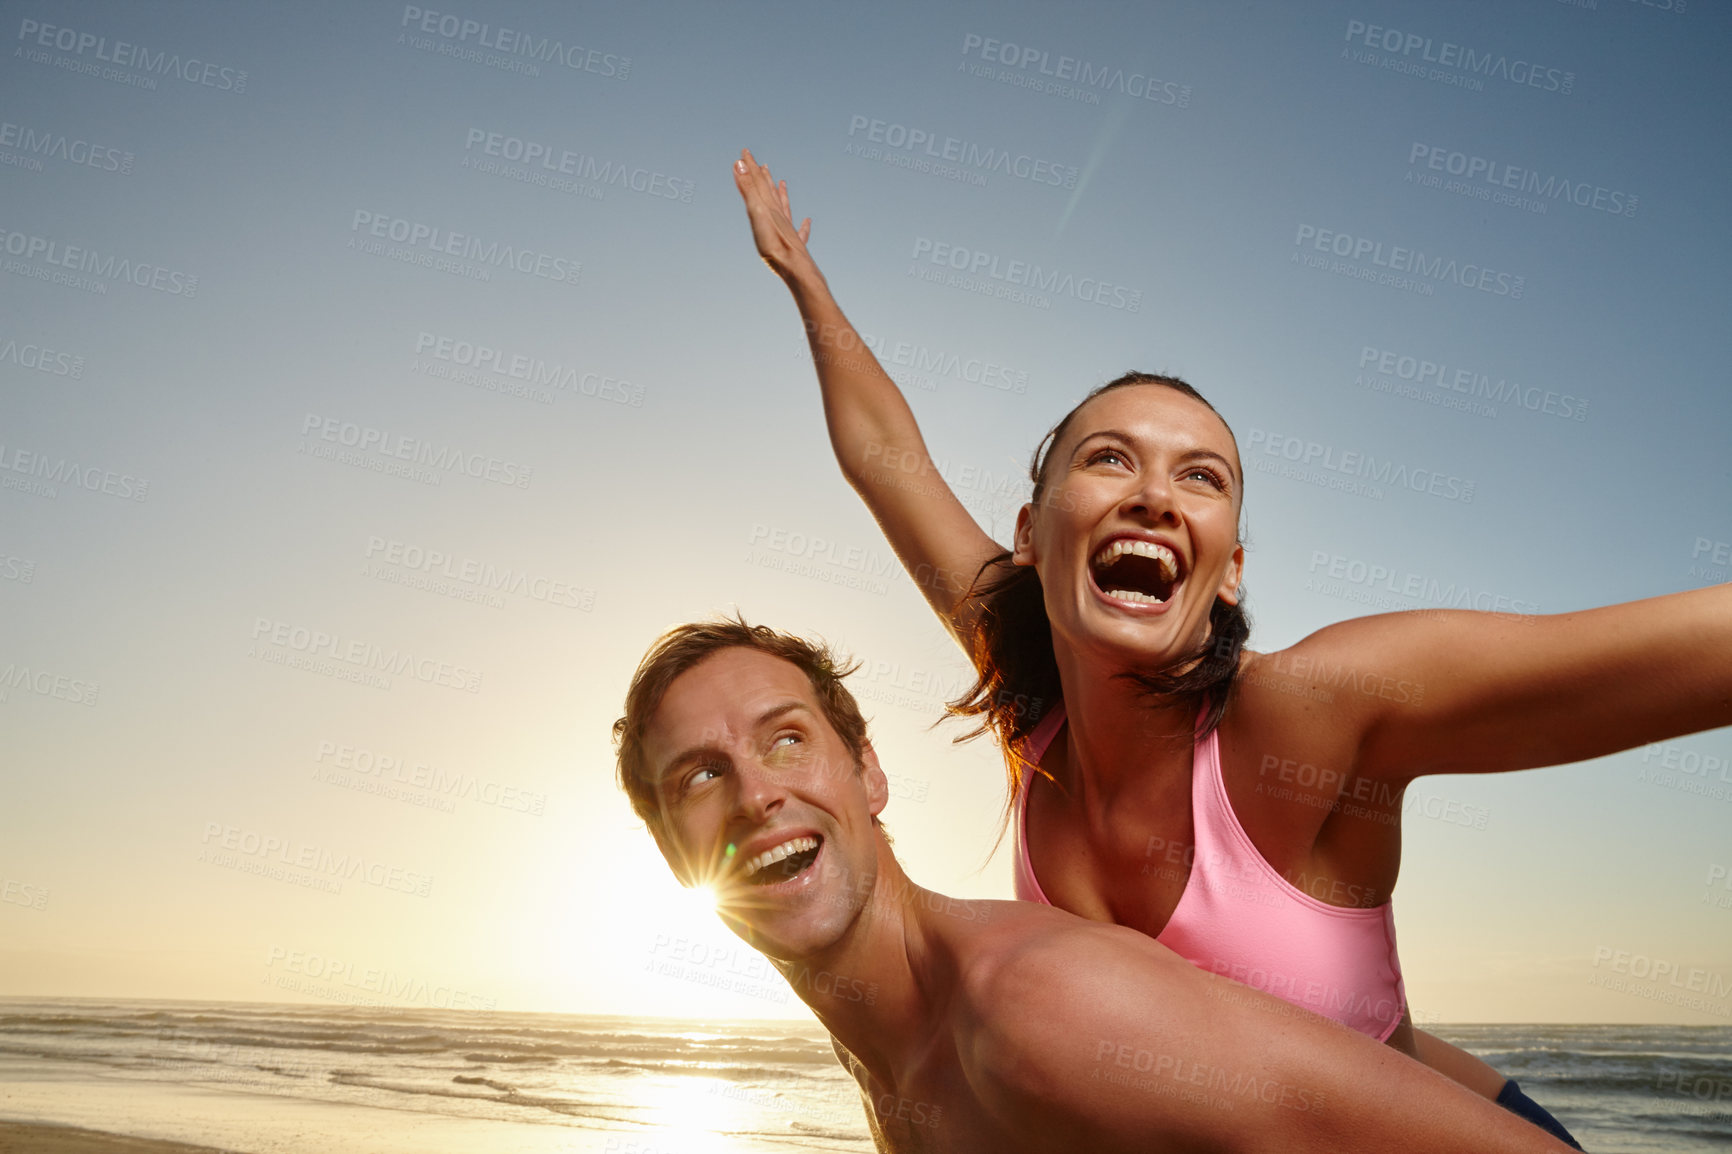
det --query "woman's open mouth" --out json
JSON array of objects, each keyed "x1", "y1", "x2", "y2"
[
  {"x1": 741, "y1": 835, "x2": 823, "y2": 887},
  {"x1": 1090, "y1": 539, "x2": 1182, "y2": 606}
]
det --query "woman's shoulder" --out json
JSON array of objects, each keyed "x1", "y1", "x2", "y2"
[{"x1": 1228, "y1": 630, "x2": 1391, "y2": 737}]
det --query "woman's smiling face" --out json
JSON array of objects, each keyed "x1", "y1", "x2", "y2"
[{"x1": 1013, "y1": 383, "x2": 1245, "y2": 675}]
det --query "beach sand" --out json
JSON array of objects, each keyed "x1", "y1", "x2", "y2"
[
  {"x1": 0, "y1": 1121, "x2": 235, "y2": 1154},
  {"x1": 0, "y1": 1076, "x2": 720, "y2": 1154}
]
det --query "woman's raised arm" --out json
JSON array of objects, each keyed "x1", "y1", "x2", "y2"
[{"x1": 734, "y1": 149, "x2": 1007, "y2": 643}]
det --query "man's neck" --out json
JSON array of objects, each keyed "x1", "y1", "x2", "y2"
[{"x1": 770, "y1": 837, "x2": 941, "y2": 1090}]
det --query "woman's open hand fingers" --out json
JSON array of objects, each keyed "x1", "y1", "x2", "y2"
[
  {"x1": 735, "y1": 149, "x2": 812, "y2": 269},
  {"x1": 773, "y1": 178, "x2": 813, "y2": 243}
]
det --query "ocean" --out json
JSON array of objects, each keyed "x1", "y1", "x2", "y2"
[{"x1": 0, "y1": 999, "x2": 1726, "y2": 1152}]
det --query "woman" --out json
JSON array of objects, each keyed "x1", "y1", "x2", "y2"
[{"x1": 732, "y1": 149, "x2": 1732, "y2": 1147}]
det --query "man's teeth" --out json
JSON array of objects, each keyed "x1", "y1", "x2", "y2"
[
  {"x1": 744, "y1": 836, "x2": 819, "y2": 878},
  {"x1": 1093, "y1": 539, "x2": 1178, "y2": 582}
]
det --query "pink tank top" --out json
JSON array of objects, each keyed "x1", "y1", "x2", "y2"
[{"x1": 1013, "y1": 705, "x2": 1407, "y2": 1041}]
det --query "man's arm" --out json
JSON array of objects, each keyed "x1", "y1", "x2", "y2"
[{"x1": 960, "y1": 918, "x2": 1574, "y2": 1153}]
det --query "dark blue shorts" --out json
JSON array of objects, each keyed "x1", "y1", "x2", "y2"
[{"x1": 1497, "y1": 1078, "x2": 1584, "y2": 1150}]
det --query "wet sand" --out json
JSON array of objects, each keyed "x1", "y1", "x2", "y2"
[
  {"x1": 0, "y1": 1121, "x2": 239, "y2": 1154},
  {"x1": 0, "y1": 1077, "x2": 665, "y2": 1154}
]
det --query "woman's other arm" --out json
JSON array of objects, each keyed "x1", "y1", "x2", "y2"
[{"x1": 1253, "y1": 585, "x2": 1732, "y2": 783}]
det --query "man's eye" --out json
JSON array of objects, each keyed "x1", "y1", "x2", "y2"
[{"x1": 686, "y1": 763, "x2": 724, "y2": 789}]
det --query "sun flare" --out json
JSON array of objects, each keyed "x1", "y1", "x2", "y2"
[{"x1": 681, "y1": 882, "x2": 720, "y2": 920}]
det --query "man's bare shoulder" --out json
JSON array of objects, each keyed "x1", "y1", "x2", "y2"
[
  {"x1": 936, "y1": 902, "x2": 1200, "y2": 1094},
  {"x1": 913, "y1": 901, "x2": 1263, "y2": 1150},
  {"x1": 945, "y1": 899, "x2": 1157, "y2": 986},
  {"x1": 918, "y1": 898, "x2": 1572, "y2": 1154}
]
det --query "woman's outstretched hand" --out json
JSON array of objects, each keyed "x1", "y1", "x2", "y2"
[{"x1": 734, "y1": 148, "x2": 816, "y2": 284}]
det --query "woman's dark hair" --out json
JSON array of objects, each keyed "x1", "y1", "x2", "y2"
[{"x1": 946, "y1": 372, "x2": 1252, "y2": 789}]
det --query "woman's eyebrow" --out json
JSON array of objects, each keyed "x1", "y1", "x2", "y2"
[
  {"x1": 1071, "y1": 429, "x2": 1135, "y2": 454},
  {"x1": 1178, "y1": 447, "x2": 1240, "y2": 479}
]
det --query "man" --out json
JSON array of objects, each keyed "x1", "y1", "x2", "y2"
[{"x1": 614, "y1": 618, "x2": 1575, "y2": 1152}]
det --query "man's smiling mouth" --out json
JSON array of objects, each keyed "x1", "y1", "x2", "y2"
[{"x1": 741, "y1": 835, "x2": 823, "y2": 886}]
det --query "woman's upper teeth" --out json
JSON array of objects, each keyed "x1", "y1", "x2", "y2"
[
  {"x1": 1093, "y1": 539, "x2": 1178, "y2": 581},
  {"x1": 744, "y1": 835, "x2": 818, "y2": 877}
]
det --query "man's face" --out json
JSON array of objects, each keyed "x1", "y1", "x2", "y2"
[{"x1": 642, "y1": 647, "x2": 888, "y2": 960}]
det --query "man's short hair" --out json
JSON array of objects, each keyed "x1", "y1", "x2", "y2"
[{"x1": 613, "y1": 615, "x2": 871, "y2": 829}]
